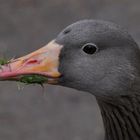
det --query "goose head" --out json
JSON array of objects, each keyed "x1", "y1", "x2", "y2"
[
  {"x1": 1, "y1": 20, "x2": 139, "y2": 96},
  {"x1": 0, "y1": 20, "x2": 140, "y2": 97}
]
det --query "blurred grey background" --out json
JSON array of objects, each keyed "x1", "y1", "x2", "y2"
[{"x1": 0, "y1": 0, "x2": 140, "y2": 140}]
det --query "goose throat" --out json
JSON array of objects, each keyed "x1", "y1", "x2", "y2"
[{"x1": 97, "y1": 94, "x2": 140, "y2": 140}]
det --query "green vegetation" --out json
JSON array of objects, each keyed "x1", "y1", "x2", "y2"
[
  {"x1": 0, "y1": 58, "x2": 10, "y2": 65},
  {"x1": 19, "y1": 75, "x2": 48, "y2": 85}
]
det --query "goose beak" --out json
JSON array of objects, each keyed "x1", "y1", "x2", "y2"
[{"x1": 0, "y1": 40, "x2": 63, "y2": 83}]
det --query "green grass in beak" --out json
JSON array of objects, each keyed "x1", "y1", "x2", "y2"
[
  {"x1": 0, "y1": 58, "x2": 48, "y2": 85},
  {"x1": 19, "y1": 75, "x2": 48, "y2": 85},
  {"x1": 0, "y1": 58, "x2": 10, "y2": 66}
]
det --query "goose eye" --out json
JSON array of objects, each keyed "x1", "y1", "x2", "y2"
[{"x1": 82, "y1": 43, "x2": 98, "y2": 54}]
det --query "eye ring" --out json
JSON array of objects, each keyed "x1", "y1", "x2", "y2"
[{"x1": 82, "y1": 43, "x2": 98, "y2": 55}]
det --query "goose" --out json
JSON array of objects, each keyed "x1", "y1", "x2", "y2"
[{"x1": 0, "y1": 19, "x2": 140, "y2": 140}]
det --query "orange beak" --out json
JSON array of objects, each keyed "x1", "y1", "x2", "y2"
[{"x1": 0, "y1": 40, "x2": 63, "y2": 83}]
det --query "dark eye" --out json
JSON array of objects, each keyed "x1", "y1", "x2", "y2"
[{"x1": 82, "y1": 43, "x2": 98, "y2": 54}]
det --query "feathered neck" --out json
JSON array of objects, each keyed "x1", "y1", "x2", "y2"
[{"x1": 97, "y1": 94, "x2": 140, "y2": 140}]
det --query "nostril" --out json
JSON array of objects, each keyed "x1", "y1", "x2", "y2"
[{"x1": 26, "y1": 59, "x2": 38, "y2": 65}]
